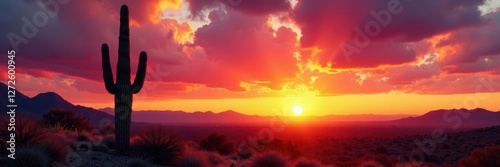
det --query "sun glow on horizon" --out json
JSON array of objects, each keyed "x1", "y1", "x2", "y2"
[{"x1": 293, "y1": 105, "x2": 303, "y2": 115}]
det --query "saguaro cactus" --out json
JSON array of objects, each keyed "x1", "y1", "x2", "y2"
[{"x1": 101, "y1": 5, "x2": 147, "y2": 154}]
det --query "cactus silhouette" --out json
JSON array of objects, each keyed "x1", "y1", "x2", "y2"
[{"x1": 101, "y1": 5, "x2": 147, "y2": 154}]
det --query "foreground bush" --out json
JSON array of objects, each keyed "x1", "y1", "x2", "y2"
[
  {"x1": 0, "y1": 116, "x2": 46, "y2": 146},
  {"x1": 101, "y1": 134, "x2": 115, "y2": 149},
  {"x1": 459, "y1": 145, "x2": 500, "y2": 167},
  {"x1": 130, "y1": 126, "x2": 183, "y2": 166},
  {"x1": 178, "y1": 151, "x2": 210, "y2": 167},
  {"x1": 251, "y1": 152, "x2": 287, "y2": 167},
  {"x1": 38, "y1": 135, "x2": 69, "y2": 165},
  {"x1": 266, "y1": 139, "x2": 302, "y2": 160},
  {"x1": 40, "y1": 108, "x2": 94, "y2": 132},
  {"x1": 199, "y1": 133, "x2": 236, "y2": 155}
]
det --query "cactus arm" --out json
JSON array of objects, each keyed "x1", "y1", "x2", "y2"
[
  {"x1": 101, "y1": 43, "x2": 118, "y2": 94},
  {"x1": 131, "y1": 51, "x2": 147, "y2": 94},
  {"x1": 117, "y1": 5, "x2": 131, "y2": 85}
]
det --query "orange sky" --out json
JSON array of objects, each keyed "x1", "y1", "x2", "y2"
[{"x1": 2, "y1": 0, "x2": 500, "y2": 116}]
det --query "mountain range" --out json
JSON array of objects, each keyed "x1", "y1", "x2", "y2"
[
  {"x1": 1, "y1": 82, "x2": 500, "y2": 128},
  {"x1": 98, "y1": 107, "x2": 418, "y2": 124},
  {"x1": 0, "y1": 83, "x2": 115, "y2": 127},
  {"x1": 391, "y1": 108, "x2": 500, "y2": 128}
]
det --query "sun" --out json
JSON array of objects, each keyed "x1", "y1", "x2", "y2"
[{"x1": 292, "y1": 106, "x2": 303, "y2": 115}]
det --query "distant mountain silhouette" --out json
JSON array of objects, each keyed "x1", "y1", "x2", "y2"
[
  {"x1": 0, "y1": 82, "x2": 114, "y2": 127},
  {"x1": 130, "y1": 110, "x2": 269, "y2": 124},
  {"x1": 98, "y1": 108, "x2": 416, "y2": 124},
  {"x1": 98, "y1": 107, "x2": 269, "y2": 124},
  {"x1": 392, "y1": 108, "x2": 500, "y2": 128}
]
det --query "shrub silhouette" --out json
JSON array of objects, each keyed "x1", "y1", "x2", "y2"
[
  {"x1": 98, "y1": 123, "x2": 115, "y2": 135},
  {"x1": 199, "y1": 133, "x2": 236, "y2": 155},
  {"x1": 100, "y1": 4, "x2": 148, "y2": 154},
  {"x1": 206, "y1": 151, "x2": 228, "y2": 166},
  {"x1": 38, "y1": 134, "x2": 69, "y2": 165},
  {"x1": 459, "y1": 145, "x2": 500, "y2": 167},
  {"x1": 101, "y1": 134, "x2": 116, "y2": 149},
  {"x1": 40, "y1": 108, "x2": 93, "y2": 132},
  {"x1": 0, "y1": 116, "x2": 46, "y2": 146},
  {"x1": 178, "y1": 151, "x2": 211, "y2": 167},
  {"x1": 130, "y1": 126, "x2": 183, "y2": 166},
  {"x1": 374, "y1": 146, "x2": 388, "y2": 155},
  {"x1": 265, "y1": 139, "x2": 302, "y2": 160},
  {"x1": 75, "y1": 131, "x2": 95, "y2": 142},
  {"x1": 91, "y1": 141, "x2": 111, "y2": 153},
  {"x1": 251, "y1": 152, "x2": 287, "y2": 167}
]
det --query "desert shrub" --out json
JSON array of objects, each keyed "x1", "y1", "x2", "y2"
[
  {"x1": 127, "y1": 158, "x2": 152, "y2": 167},
  {"x1": 75, "y1": 131, "x2": 95, "y2": 142},
  {"x1": 265, "y1": 139, "x2": 301, "y2": 160},
  {"x1": 77, "y1": 142, "x2": 92, "y2": 151},
  {"x1": 40, "y1": 108, "x2": 94, "y2": 132},
  {"x1": 423, "y1": 154, "x2": 441, "y2": 164},
  {"x1": 178, "y1": 151, "x2": 211, "y2": 167},
  {"x1": 46, "y1": 122, "x2": 66, "y2": 132},
  {"x1": 38, "y1": 135, "x2": 69, "y2": 165},
  {"x1": 65, "y1": 138, "x2": 79, "y2": 152},
  {"x1": 375, "y1": 146, "x2": 388, "y2": 155},
  {"x1": 251, "y1": 152, "x2": 287, "y2": 167},
  {"x1": 98, "y1": 123, "x2": 115, "y2": 135},
  {"x1": 4, "y1": 147, "x2": 50, "y2": 167},
  {"x1": 91, "y1": 141, "x2": 110, "y2": 153},
  {"x1": 238, "y1": 146, "x2": 257, "y2": 160},
  {"x1": 459, "y1": 145, "x2": 500, "y2": 167},
  {"x1": 101, "y1": 134, "x2": 115, "y2": 149},
  {"x1": 0, "y1": 116, "x2": 47, "y2": 146},
  {"x1": 130, "y1": 126, "x2": 184, "y2": 166},
  {"x1": 206, "y1": 151, "x2": 228, "y2": 166},
  {"x1": 199, "y1": 133, "x2": 236, "y2": 155},
  {"x1": 294, "y1": 158, "x2": 322, "y2": 167}
]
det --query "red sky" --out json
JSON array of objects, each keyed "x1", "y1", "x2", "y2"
[{"x1": 1, "y1": 0, "x2": 500, "y2": 116}]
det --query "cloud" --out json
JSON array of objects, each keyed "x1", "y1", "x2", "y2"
[
  {"x1": 291, "y1": 0, "x2": 486, "y2": 69},
  {"x1": 192, "y1": 10, "x2": 299, "y2": 90},
  {"x1": 435, "y1": 9, "x2": 500, "y2": 74},
  {"x1": 1, "y1": 0, "x2": 500, "y2": 99},
  {"x1": 187, "y1": 0, "x2": 291, "y2": 19}
]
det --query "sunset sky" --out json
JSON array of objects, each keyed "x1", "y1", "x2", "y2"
[{"x1": 2, "y1": 0, "x2": 500, "y2": 116}]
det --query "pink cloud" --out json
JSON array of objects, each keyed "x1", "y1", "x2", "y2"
[
  {"x1": 291, "y1": 0, "x2": 486, "y2": 69},
  {"x1": 187, "y1": 0, "x2": 291, "y2": 19}
]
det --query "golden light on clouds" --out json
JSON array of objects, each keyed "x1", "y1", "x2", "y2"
[
  {"x1": 150, "y1": 0, "x2": 184, "y2": 23},
  {"x1": 159, "y1": 0, "x2": 183, "y2": 10},
  {"x1": 170, "y1": 21, "x2": 194, "y2": 43}
]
